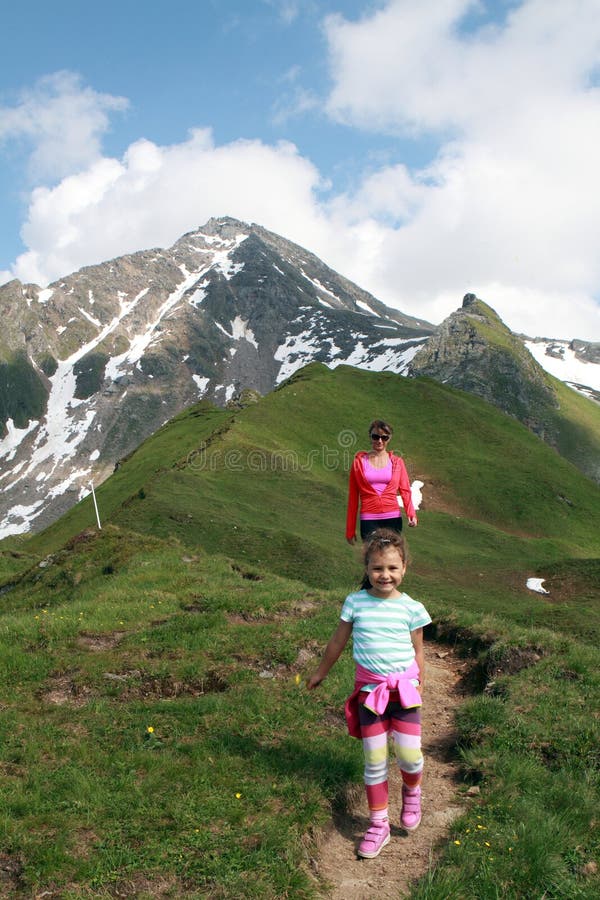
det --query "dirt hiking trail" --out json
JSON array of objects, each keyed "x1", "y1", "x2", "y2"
[{"x1": 311, "y1": 642, "x2": 469, "y2": 899}]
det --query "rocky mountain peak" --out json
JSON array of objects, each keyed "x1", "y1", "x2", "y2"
[
  {"x1": 0, "y1": 217, "x2": 433, "y2": 537},
  {"x1": 409, "y1": 292, "x2": 558, "y2": 434},
  {"x1": 199, "y1": 215, "x2": 248, "y2": 239}
]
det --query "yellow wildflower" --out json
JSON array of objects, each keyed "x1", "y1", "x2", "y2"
[{"x1": 147, "y1": 726, "x2": 154, "y2": 734}]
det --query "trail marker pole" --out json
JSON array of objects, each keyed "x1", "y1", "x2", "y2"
[{"x1": 90, "y1": 481, "x2": 102, "y2": 530}]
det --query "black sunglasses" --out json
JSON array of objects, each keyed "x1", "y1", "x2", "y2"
[{"x1": 370, "y1": 433, "x2": 390, "y2": 441}]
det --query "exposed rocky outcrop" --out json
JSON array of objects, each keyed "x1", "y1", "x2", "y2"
[
  {"x1": 571, "y1": 339, "x2": 600, "y2": 364},
  {"x1": 409, "y1": 294, "x2": 558, "y2": 437}
]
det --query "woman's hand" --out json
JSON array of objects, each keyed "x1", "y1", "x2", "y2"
[{"x1": 408, "y1": 516, "x2": 418, "y2": 527}]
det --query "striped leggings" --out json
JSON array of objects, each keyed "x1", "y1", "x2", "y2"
[{"x1": 358, "y1": 692, "x2": 423, "y2": 812}]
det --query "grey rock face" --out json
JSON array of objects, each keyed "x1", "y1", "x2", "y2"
[
  {"x1": 571, "y1": 339, "x2": 600, "y2": 364},
  {"x1": 409, "y1": 293, "x2": 558, "y2": 436}
]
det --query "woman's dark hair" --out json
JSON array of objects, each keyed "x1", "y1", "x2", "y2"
[
  {"x1": 360, "y1": 528, "x2": 409, "y2": 589},
  {"x1": 368, "y1": 419, "x2": 393, "y2": 437}
]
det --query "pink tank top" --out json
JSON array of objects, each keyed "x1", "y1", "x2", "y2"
[
  {"x1": 362, "y1": 457, "x2": 392, "y2": 494},
  {"x1": 360, "y1": 457, "x2": 398, "y2": 521}
]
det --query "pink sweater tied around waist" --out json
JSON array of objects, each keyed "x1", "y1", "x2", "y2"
[{"x1": 344, "y1": 661, "x2": 422, "y2": 738}]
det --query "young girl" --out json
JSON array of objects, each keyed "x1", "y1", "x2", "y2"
[{"x1": 307, "y1": 529, "x2": 431, "y2": 859}]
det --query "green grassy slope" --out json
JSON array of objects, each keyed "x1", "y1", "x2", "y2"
[
  {"x1": 12, "y1": 363, "x2": 600, "y2": 640},
  {"x1": 1, "y1": 363, "x2": 598, "y2": 897},
  {"x1": 549, "y1": 377, "x2": 600, "y2": 482}
]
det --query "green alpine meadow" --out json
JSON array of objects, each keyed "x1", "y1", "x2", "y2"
[{"x1": 1, "y1": 363, "x2": 599, "y2": 897}]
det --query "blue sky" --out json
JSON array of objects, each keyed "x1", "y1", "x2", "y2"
[{"x1": 1, "y1": 0, "x2": 600, "y2": 340}]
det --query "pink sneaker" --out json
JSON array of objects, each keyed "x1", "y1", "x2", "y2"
[
  {"x1": 401, "y1": 785, "x2": 422, "y2": 831},
  {"x1": 357, "y1": 821, "x2": 390, "y2": 858}
]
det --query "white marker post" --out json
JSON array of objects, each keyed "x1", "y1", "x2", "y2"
[{"x1": 90, "y1": 481, "x2": 102, "y2": 530}]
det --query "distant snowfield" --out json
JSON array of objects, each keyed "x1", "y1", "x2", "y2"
[
  {"x1": 525, "y1": 340, "x2": 600, "y2": 392},
  {"x1": 274, "y1": 325, "x2": 427, "y2": 384}
]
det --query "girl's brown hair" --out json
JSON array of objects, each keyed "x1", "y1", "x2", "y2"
[{"x1": 360, "y1": 528, "x2": 409, "y2": 589}]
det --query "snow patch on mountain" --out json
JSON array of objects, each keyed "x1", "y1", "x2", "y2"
[
  {"x1": 0, "y1": 419, "x2": 39, "y2": 463},
  {"x1": 79, "y1": 307, "x2": 102, "y2": 327},
  {"x1": 188, "y1": 283, "x2": 208, "y2": 307},
  {"x1": 6, "y1": 356, "x2": 97, "y2": 489},
  {"x1": 275, "y1": 330, "x2": 324, "y2": 381},
  {"x1": 106, "y1": 272, "x2": 207, "y2": 380},
  {"x1": 335, "y1": 340, "x2": 425, "y2": 373},
  {"x1": 192, "y1": 375, "x2": 210, "y2": 394},
  {"x1": 525, "y1": 339, "x2": 600, "y2": 393},
  {"x1": 206, "y1": 233, "x2": 248, "y2": 280},
  {"x1": 37, "y1": 288, "x2": 54, "y2": 304},
  {"x1": 275, "y1": 329, "x2": 428, "y2": 383},
  {"x1": 299, "y1": 271, "x2": 347, "y2": 309},
  {"x1": 355, "y1": 299, "x2": 381, "y2": 317},
  {"x1": 229, "y1": 316, "x2": 258, "y2": 347}
]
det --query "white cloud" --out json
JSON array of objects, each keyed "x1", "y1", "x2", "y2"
[
  {"x1": 8, "y1": 127, "x2": 337, "y2": 289},
  {"x1": 3, "y1": 0, "x2": 600, "y2": 344},
  {"x1": 0, "y1": 71, "x2": 128, "y2": 181},
  {"x1": 320, "y1": 0, "x2": 600, "y2": 339},
  {"x1": 324, "y1": 0, "x2": 600, "y2": 135}
]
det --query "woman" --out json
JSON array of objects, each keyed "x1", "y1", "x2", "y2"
[{"x1": 346, "y1": 419, "x2": 417, "y2": 544}]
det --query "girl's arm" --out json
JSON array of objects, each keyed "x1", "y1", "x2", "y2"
[
  {"x1": 306, "y1": 620, "x2": 353, "y2": 689},
  {"x1": 410, "y1": 627, "x2": 425, "y2": 691}
]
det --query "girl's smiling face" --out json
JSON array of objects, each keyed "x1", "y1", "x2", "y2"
[{"x1": 365, "y1": 546, "x2": 406, "y2": 598}]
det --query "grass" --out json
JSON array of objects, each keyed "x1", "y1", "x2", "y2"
[
  {"x1": 0, "y1": 528, "x2": 361, "y2": 897},
  {"x1": 416, "y1": 617, "x2": 600, "y2": 899},
  {"x1": 0, "y1": 362, "x2": 599, "y2": 896}
]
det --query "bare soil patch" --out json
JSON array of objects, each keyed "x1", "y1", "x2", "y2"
[
  {"x1": 42, "y1": 673, "x2": 92, "y2": 707},
  {"x1": 311, "y1": 642, "x2": 470, "y2": 899},
  {"x1": 76, "y1": 630, "x2": 127, "y2": 651}
]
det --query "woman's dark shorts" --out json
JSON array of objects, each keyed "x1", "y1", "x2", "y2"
[{"x1": 360, "y1": 516, "x2": 403, "y2": 540}]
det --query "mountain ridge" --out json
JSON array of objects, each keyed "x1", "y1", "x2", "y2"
[
  {"x1": 0, "y1": 217, "x2": 432, "y2": 536},
  {"x1": 1, "y1": 218, "x2": 600, "y2": 539},
  {"x1": 409, "y1": 293, "x2": 600, "y2": 483}
]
